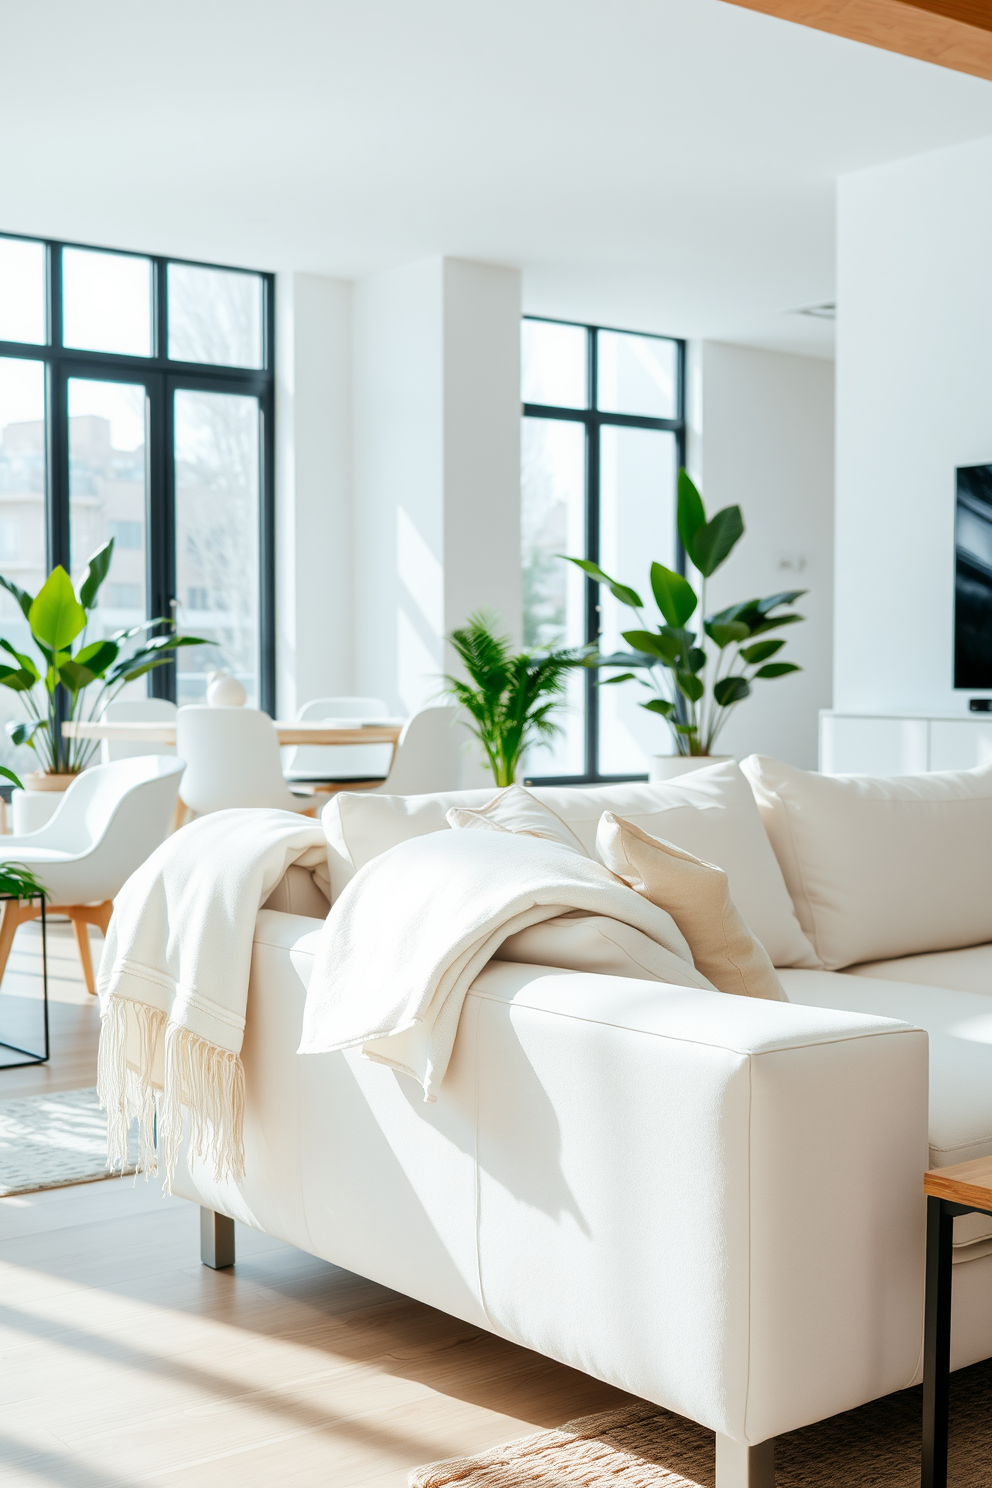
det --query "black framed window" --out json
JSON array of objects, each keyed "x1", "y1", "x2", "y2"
[
  {"x1": 521, "y1": 316, "x2": 685, "y2": 783},
  {"x1": 0, "y1": 233, "x2": 275, "y2": 766}
]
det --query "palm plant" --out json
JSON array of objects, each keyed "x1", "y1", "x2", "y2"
[
  {"x1": 0, "y1": 539, "x2": 206, "y2": 776},
  {"x1": 566, "y1": 471, "x2": 805, "y2": 758},
  {"x1": 442, "y1": 612, "x2": 584, "y2": 786}
]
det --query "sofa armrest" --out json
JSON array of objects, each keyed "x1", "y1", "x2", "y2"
[{"x1": 463, "y1": 961, "x2": 929, "y2": 1446}]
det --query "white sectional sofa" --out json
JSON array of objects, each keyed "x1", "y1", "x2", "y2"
[{"x1": 172, "y1": 758, "x2": 992, "y2": 1487}]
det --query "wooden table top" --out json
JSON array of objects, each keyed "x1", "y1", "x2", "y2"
[
  {"x1": 62, "y1": 719, "x2": 404, "y2": 746},
  {"x1": 924, "y1": 1156, "x2": 992, "y2": 1209}
]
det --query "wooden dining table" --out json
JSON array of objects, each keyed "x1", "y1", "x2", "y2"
[{"x1": 62, "y1": 719, "x2": 405, "y2": 747}]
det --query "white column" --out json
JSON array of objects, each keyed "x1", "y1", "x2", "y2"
[
  {"x1": 352, "y1": 256, "x2": 521, "y2": 717},
  {"x1": 275, "y1": 271, "x2": 352, "y2": 719},
  {"x1": 694, "y1": 341, "x2": 834, "y2": 769}
]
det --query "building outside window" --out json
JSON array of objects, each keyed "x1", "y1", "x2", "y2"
[
  {"x1": 521, "y1": 316, "x2": 685, "y2": 782},
  {"x1": 0, "y1": 233, "x2": 274, "y2": 771}
]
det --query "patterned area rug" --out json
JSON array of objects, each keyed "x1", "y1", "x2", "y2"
[
  {"x1": 0, "y1": 1087, "x2": 136, "y2": 1195},
  {"x1": 411, "y1": 1361, "x2": 992, "y2": 1486}
]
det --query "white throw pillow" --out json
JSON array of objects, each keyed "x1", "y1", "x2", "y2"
[
  {"x1": 495, "y1": 912, "x2": 715, "y2": 990},
  {"x1": 322, "y1": 762, "x2": 817, "y2": 969},
  {"x1": 596, "y1": 812, "x2": 786, "y2": 1001},
  {"x1": 742, "y1": 754, "x2": 992, "y2": 971},
  {"x1": 446, "y1": 785, "x2": 588, "y2": 856}
]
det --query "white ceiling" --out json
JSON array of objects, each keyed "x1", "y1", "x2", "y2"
[{"x1": 3, "y1": 0, "x2": 992, "y2": 357}]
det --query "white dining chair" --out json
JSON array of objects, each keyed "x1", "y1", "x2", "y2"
[
  {"x1": 100, "y1": 697, "x2": 178, "y2": 763},
  {"x1": 175, "y1": 706, "x2": 318, "y2": 819},
  {"x1": 283, "y1": 696, "x2": 392, "y2": 786},
  {"x1": 0, "y1": 755, "x2": 185, "y2": 994},
  {"x1": 363, "y1": 706, "x2": 468, "y2": 795}
]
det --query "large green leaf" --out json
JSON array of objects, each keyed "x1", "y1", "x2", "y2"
[
  {"x1": 641, "y1": 698, "x2": 675, "y2": 717},
  {"x1": 740, "y1": 638, "x2": 785, "y2": 665},
  {"x1": 75, "y1": 639, "x2": 119, "y2": 676},
  {"x1": 58, "y1": 659, "x2": 97, "y2": 692},
  {"x1": 0, "y1": 574, "x2": 34, "y2": 621},
  {"x1": 677, "y1": 470, "x2": 706, "y2": 558},
  {"x1": 78, "y1": 539, "x2": 115, "y2": 611},
  {"x1": 676, "y1": 670, "x2": 704, "y2": 702},
  {"x1": 649, "y1": 563, "x2": 697, "y2": 627},
  {"x1": 0, "y1": 639, "x2": 38, "y2": 679},
  {"x1": 755, "y1": 662, "x2": 801, "y2": 679},
  {"x1": 0, "y1": 765, "x2": 23, "y2": 791},
  {"x1": 755, "y1": 590, "x2": 806, "y2": 615},
  {"x1": 596, "y1": 671, "x2": 638, "y2": 686},
  {"x1": 706, "y1": 620, "x2": 750, "y2": 649},
  {"x1": 0, "y1": 664, "x2": 38, "y2": 693},
  {"x1": 748, "y1": 612, "x2": 805, "y2": 637},
  {"x1": 7, "y1": 720, "x2": 44, "y2": 747},
  {"x1": 691, "y1": 506, "x2": 744, "y2": 578},
  {"x1": 687, "y1": 646, "x2": 707, "y2": 674},
  {"x1": 621, "y1": 629, "x2": 680, "y2": 663},
  {"x1": 564, "y1": 557, "x2": 643, "y2": 610},
  {"x1": 713, "y1": 675, "x2": 751, "y2": 707},
  {"x1": 28, "y1": 567, "x2": 86, "y2": 652}
]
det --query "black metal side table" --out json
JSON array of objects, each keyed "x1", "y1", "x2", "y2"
[
  {"x1": 0, "y1": 894, "x2": 48, "y2": 1068},
  {"x1": 922, "y1": 1157, "x2": 992, "y2": 1487}
]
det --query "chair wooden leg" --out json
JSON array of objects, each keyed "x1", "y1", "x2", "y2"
[
  {"x1": 171, "y1": 795, "x2": 189, "y2": 833},
  {"x1": 69, "y1": 911, "x2": 97, "y2": 996},
  {"x1": 62, "y1": 901, "x2": 114, "y2": 996},
  {"x1": 0, "y1": 899, "x2": 37, "y2": 986}
]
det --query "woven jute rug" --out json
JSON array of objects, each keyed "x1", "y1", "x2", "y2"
[
  {"x1": 0, "y1": 1087, "x2": 136, "y2": 1196},
  {"x1": 410, "y1": 1359, "x2": 992, "y2": 1486}
]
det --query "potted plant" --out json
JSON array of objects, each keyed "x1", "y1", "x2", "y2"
[
  {"x1": 0, "y1": 539, "x2": 206, "y2": 786},
  {"x1": 441, "y1": 611, "x2": 585, "y2": 787},
  {"x1": 566, "y1": 471, "x2": 805, "y2": 777}
]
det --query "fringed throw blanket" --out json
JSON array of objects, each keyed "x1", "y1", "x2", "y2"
[
  {"x1": 97, "y1": 808, "x2": 327, "y2": 1185},
  {"x1": 299, "y1": 829, "x2": 704, "y2": 1098}
]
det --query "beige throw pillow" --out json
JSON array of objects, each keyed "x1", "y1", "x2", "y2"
[
  {"x1": 446, "y1": 784, "x2": 588, "y2": 856},
  {"x1": 596, "y1": 812, "x2": 787, "y2": 1001}
]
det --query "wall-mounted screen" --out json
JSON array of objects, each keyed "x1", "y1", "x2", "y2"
[{"x1": 955, "y1": 464, "x2": 992, "y2": 689}]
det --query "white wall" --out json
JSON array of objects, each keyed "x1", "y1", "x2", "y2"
[
  {"x1": 275, "y1": 271, "x2": 352, "y2": 717},
  {"x1": 836, "y1": 135, "x2": 992, "y2": 716},
  {"x1": 352, "y1": 257, "x2": 521, "y2": 717},
  {"x1": 693, "y1": 341, "x2": 835, "y2": 769}
]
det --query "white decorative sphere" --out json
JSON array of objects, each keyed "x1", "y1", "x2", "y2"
[{"x1": 206, "y1": 671, "x2": 247, "y2": 708}]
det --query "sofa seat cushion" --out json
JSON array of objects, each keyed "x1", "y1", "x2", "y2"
[
  {"x1": 781, "y1": 968, "x2": 992, "y2": 1172},
  {"x1": 323, "y1": 760, "x2": 817, "y2": 969},
  {"x1": 846, "y1": 943, "x2": 992, "y2": 998}
]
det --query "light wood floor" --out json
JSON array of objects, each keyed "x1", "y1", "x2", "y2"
[{"x1": 0, "y1": 919, "x2": 631, "y2": 1486}]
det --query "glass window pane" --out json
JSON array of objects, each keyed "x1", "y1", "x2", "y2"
[
  {"x1": 168, "y1": 264, "x2": 264, "y2": 369},
  {"x1": 175, "y1": 390, "x2": 260, "y2": 705},
  {"x1": 69, "y1": 380, "x2": 148, "y2": 667},
  {"x1": 521, "y1": 319, "x2": 587, "y2": 409},
  {"x1": 62, "y1": 248, "x2": 152, "y2": 357},
  {"x1": 598, "y1": 426, "x2": 678, "y2": 775},
  {"x1": 0, "y1": 238, "x2": 46, "y2": 345},
  {"x1": 521, "y1": 417, "x2": 586, "y2": 776},
  {"x1": 597, "y1": 331, "x2": 678, "y2": 420},
  {"x1": 0, "y1": 358, "x2": 47, "y2": 774}
]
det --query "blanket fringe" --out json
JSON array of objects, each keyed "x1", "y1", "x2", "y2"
[
  {"x1": 160, "y1": 1023, "x2": 246, "y2": 1188},
  {"x1": 97, "y1": 995, "x2": 245, "y2": 1190}
]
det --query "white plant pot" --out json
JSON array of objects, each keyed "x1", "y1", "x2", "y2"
[{"x1": 648, "y1": 753, "x2": 733, "y2": 782}]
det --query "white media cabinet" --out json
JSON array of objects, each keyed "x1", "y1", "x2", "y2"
[{"x1": 820, "y1": 710, "x2": 992, "y2": 775}]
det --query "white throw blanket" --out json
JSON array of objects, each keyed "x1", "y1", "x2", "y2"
[
  {"x1": 97, "y1": 809, "x2": 327, "y2": 1183},
  {"x1": 299, "y1": 829, "x2": 698, "y2": 1098}
]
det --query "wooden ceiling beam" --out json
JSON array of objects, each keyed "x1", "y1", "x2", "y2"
[{"x1": 721, "y1": 0, "x2": 992, "y2": 82}]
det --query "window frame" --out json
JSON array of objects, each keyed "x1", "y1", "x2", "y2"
[
  {"x1": 522, "y1": 315, "x2": 686, "y2": 785},
  {"x1": 0, "y1": 231, "x2": 276, "y2": 713}
]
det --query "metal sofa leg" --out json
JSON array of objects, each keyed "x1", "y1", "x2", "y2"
[
  {"x1": 200, "y1": 1207, "x2": 235, "y2": 1269},
  {"x1": 716, "y1": 1433, "x2": 775, "y2": 1487}
]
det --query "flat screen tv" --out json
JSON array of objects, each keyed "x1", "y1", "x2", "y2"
[{"x1": 955, "y1": 464, "x2": 992, "y2": 689}]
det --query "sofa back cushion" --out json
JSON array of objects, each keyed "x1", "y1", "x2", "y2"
[
  {"x1": 742, "y1": 754, "x2": 992, "y2": 970},
  {"x1": 323, "y1": 759, "x2": 817, "y2": 968}
]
